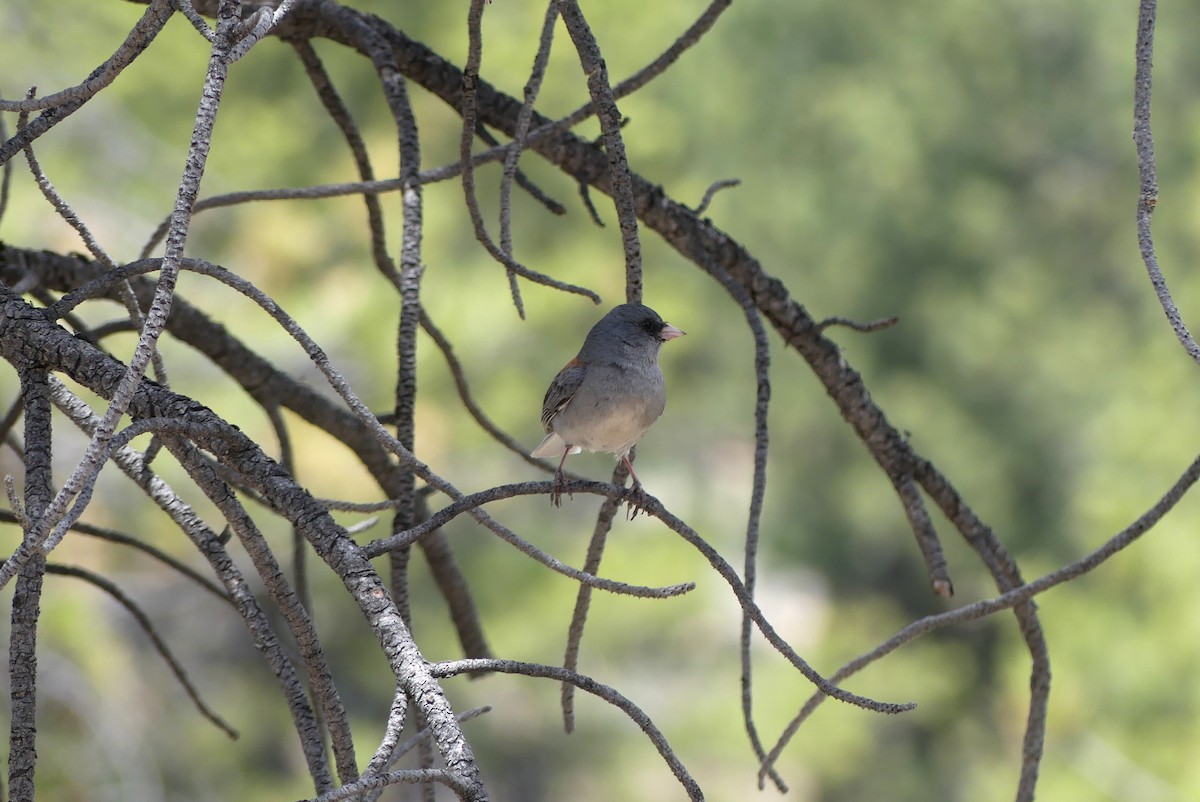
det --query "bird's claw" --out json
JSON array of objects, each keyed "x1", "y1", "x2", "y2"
[
  {"x1": 550, "y1": 470, "x2": 572, "y2": 507},
  {"x1": 625, "y1": 482, "x2": 651, "y2": 520}
]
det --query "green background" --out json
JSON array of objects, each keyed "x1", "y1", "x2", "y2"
[{"x1": 2, "y1": 1, "x2": 1200, "y2": 800}]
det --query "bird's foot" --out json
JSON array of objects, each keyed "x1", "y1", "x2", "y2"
[
  {"x1": 625, "y1": 482, "x2": 651, "y2": 520},
  {"x1": 550, "y1": 470, "x2": 572, "y2": 507}
]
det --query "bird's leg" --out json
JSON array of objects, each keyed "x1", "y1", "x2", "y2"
[
  {"x1": 621, "y1": 453, "x2": 651, "y2": 519},
  {"x1": 550, "y1": 448, "x2": 573, "y2": 507},
  {"x1": 622, "y1": 453, "x2": 642, "y2": 487}
]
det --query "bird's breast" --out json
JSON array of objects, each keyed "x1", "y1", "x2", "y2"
[{"x1": 551, "y1": 364, "x2": 666, "y2": 455}]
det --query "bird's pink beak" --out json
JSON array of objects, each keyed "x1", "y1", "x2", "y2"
[{"x1": 660, "y1": 324, "x2": 686, "y2": 341}]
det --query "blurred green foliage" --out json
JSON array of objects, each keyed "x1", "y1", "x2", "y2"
[{"x1": 3, "y1": 0, "x2": 1200, "y2": 800}]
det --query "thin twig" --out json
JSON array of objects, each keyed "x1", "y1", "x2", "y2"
[
  {"x1": 0, "y1": 511, "x2": 230, "y2": 601},
  {"x1": 0, "y1": 396, "x2": 23, "y2": 452},
  {"x1": 461, "y1": 0, "x2": 525, "y2": 317},
  {"x1": 228, "y1": 0, "x2": 302, "y2": 63},
  {"x1": 306, "y1": 769, "x2": 473, "y2": 802},
  {"x1": 433, "y1": 658, "x2": 703, "y2": 801},
  {"x1": 558, "y1": 0, "x2": 643, "y2": 302},
  {"x1": 171, "y1": 0, "x2": 216, "y2": 42},
  {"x1": 0, "y1": 111, "x2": 11, "y2": 226},
  {"x1": 694, "y1": 178, "x2": 740, "y2": 215},
  {"x1": 1131, "y1": 0, "x2": 1200, "y2": 363},
  {"x1": 894, "y1": 473, "x2": 953, "y2": 597},
  {"x1": 363, "y1": 685, "x2": 408, "y2": 783},
  {"x1": 760, "y1": 448, "x2": 1200, "y2": 783},
  {"x1": 391, "y1": 706, "x2": 491, "y2": 763},
  {"x1": 45, "y1": 377, "x2": 336, "y2": 793},
  {"x1": 47, "y1": 564, "x2": 238, "y2": 739},
  {"x1": 419, "y1": 306, "x2": 574, "y2": 472},
  {"x1": 19, "y1": 105, "x2": 172, "y2": 391},
  {"x1": 560, "y1": 460, "x2": 626, "y2": 733},
  {"x1": 709, "y1": 266, "x2": 784, "y2": 791},
  {"x1": 498, "y1": 0, "x2": 559, "y2": 315},
  {"x1": 576, "y1": 175, "x2": 606, "y2": 226},
  {"x1": 290, "y1": 38, "x2": 400, "y2": 287},
  {"x1": 815, "y1": 315, "x2": 899, "y2": 333},
  {"x1": 366, "y1": 485, "x2": 694, "y2": 599},
  {"x1": 139, "y1": 179, "x2": 402, "y2": 260},
  {"x1": 0, "y1": 2, "x2": 243, "y2": 589},
  {"x1": 0, "y1": 0, "x2": 173, "y2": 114}
]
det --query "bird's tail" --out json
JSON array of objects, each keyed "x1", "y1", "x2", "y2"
[{"x1": 530, "y1": 431, "x2": 578, "y2": 458}]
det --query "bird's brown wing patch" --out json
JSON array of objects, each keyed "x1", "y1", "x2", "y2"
[{"x1": 540, "y1": 357, "x2": 586, "y2": 432}]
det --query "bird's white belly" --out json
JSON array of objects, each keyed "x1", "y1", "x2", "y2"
[
  {"x1": 558, "y1": 406, "x2": 649, "y2": 454},
  {"x1": 554, "y1": 373, "x2": 665, "y2": 456}
]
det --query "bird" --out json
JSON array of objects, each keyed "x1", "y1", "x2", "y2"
[{"x1": 531, "y1": 303, "x2": 685, "y2": 510}]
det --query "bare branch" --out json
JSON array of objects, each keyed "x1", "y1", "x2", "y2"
[
  {"x1": 0, "y1": 0, "x2": 173, "y2": 114},
  {"x1": 433, "y1": 658, "x2": 704, "y2": 802},
  {"x1": 893, "y1": 473, "x2": 953, "y2": 597},
  {"x1": 9, "y1": 368, "x2": 51, "y2": 802},
  {"x1": 707, "y1": 265, "x2": 785, "y2": 791},
  {"x1": 290, "y1": 38, "x2": 399, "y2": 286},
  {"x1": 498, "y1": 0, "x2": 559, "y2": 312},
  {"x1": 362, "y1": 481, "x2": 696, "y2": 599},
  {"x1": 45, "y1": 377, "x2": 337, "y2": 793},
  {"x1": 171, "y1": 0, "x2": 216, "y2": 42},
  {"x1": 0, "y1": 511, "x2": 230, "y2": 601},
  {"x1": 693, "y1": 178, "x2": 740, "y2": 215},
  {"x1": 462, "y1": 0, "x2": 524, "y2": 317},
  {"x1": 761, "y1": 448, "x2": 1200, "y2": 783},
  {"x1": 361, "y1": 478, "x2": 913, "y2": 715},
  {"x1": 306, "y1": 769, "x2": 474, "y2": 802},
  {"x1": 1131, "y1": 0, "x2": 1200, "y2": 363},
  {"x1": 419, "y1": 306, "x2": 566, "y2": 471},
  {"x1": 0, "y1": 2, "x2": 244, "y2": 589},
  {"x1": 558, "y1": 0, "x2": 643, "y2": 302},
  {"x1": 560, "y1": 469, "x2": 624, "y2": 733},
  {"x1": 47, "y1": 563, "x2": 238, "y2": 739},
  {"x1": 0, "y1": 112, "x2": 11, "y2": 226},
  {"x1": 815, "y1": 314, "x2": 900, "y2": 333}
]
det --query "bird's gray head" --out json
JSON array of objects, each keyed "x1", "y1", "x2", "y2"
[{"x1": 580, "y1": 303, "x2": 685, "y2": 362}]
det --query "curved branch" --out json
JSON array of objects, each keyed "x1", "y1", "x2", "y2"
[
  {"x1": 558, "y1": 0, "x2": 643, "y2": 301},
  {"x1": 0, "y1": 511, "x2": 230, "y2": 602},
  {"x1": 47, "y1": 563, "x2": 238, "y2": 739},
  {"x1": 365, "y1": 478, "x2": 914, "y2": 716},
  {"x1": 0, "y1": 0, "x2": 174, "y2": 124},
  {"x1": 432, "y1": 658, "x2": 703, "y2": 801},
  {"x1": 0, "y1": 285, "x2": 488, "y2": 799},
  {"x1": 0, "y1": 244, "x2": 493, "y2": 669},
  {"x1": 45, "y1": 377, "x2": 335, "y2": 793},
  {"x1": 762, "y1": 448, "x2": 1200, "y2": 780},
  {"x1": 1131, "y1": 0, "x2": 1200, "y2": 363}
]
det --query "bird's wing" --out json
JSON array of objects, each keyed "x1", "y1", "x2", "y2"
[{"x1": 540, "y1": 357, "x2": 587, "y2": 432}]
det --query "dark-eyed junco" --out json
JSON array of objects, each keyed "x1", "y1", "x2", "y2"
[{"x1": 531, "y1": 303, "x2": 685, "y2": 507}]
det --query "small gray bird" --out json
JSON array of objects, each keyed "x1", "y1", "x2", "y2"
[{"x1": 531, "y1": 303, "x2": 685, "y2": 506}]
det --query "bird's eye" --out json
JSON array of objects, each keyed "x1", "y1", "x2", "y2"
[{"x1": 640, "y1": 319, "x2": 660, "y2": 334}]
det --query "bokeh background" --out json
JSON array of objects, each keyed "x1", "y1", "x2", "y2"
[{"x1": 2, "y1": 0, "x2": 1200, "y2": 800}]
